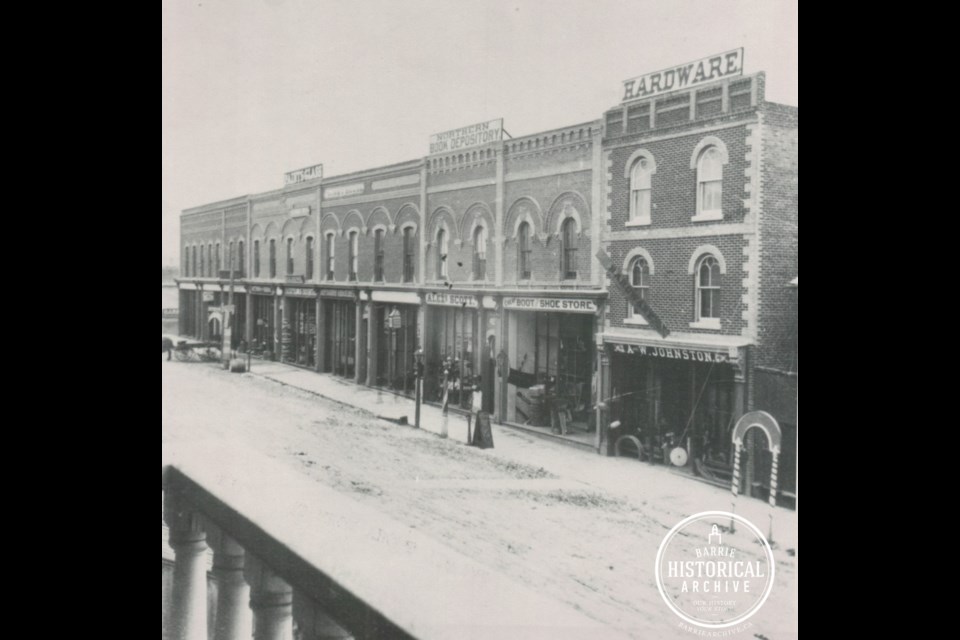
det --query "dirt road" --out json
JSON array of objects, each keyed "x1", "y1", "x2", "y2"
[{"x1": 162, "y1": 361, "x2": 798, "y2": 639}]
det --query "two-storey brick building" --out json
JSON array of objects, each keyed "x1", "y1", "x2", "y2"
[{"x1": 177, "y1": 51, "x2": 797, "y2": 503}]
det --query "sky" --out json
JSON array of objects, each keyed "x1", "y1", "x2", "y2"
[{"x1": 162, "y1": 0, "x2": 798, "y2": 266}]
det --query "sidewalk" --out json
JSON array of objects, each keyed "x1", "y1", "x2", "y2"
[{"x1": 244, "y1": 357, "x2": 799, "y2": 552}]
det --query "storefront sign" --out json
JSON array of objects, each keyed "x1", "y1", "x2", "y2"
[
  {"x1": 323, "y1": 182, "x2": 365, "y2": 200},
  {"x1": 284, "y1": 163, "x2": 323, "y2": 185},
  {"x1": 202, "y1": 292, "x2": 216, "y2": 302},
  {"x1": 288, "y1": 206, "x2": 310, "y2": 218},
  {"x1": 285, "y1": 287, "x2": 317, "y2": 298},
  {"x1": 249, "y1": 285, "x2": 274, "y2": 295},
  {"x1": 321, "y1": 288, "x2": 356, "y2": 299},
  {"x1": 613, "y1": 343, "x2": 727, "y2": 363},
  {"x1": 429, "y1": 118, "x2": 503, "y2": 154},
  {"x1": 622, "y1": 49, "x2": 744, "y2": 103},
  {"x1": 503, "y1": 296, "x2": 597, "y2": 314},
  {"x1": 596, "y1": 249, "x2": 669, "y2": 338},
  {"x1": 425, "y1": 292, "x2": 479, "y2": 308}
]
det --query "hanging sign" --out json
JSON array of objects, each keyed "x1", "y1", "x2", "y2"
[{"x1": 596, "y1": 249, "x2": 669, "y2": 337}]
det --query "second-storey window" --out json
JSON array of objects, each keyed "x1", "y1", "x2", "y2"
[
  {"x1": 238, "y1": 240, "x2": 245, "y2": 276},
  {"x1": 269, "y1": 239, "x2": 277, "y2": 278},
  {"x1": 200, "y1": 245, "x2": 206, "y2": 277},
  {"x1": 286, "y1": 238, "x2": 294, "y2": 275},
  {"x1": 403, "y1": 227, "x2": 414, "y2": 283},
  {"x1": 228, "y1": 241, "x2": 234, "y2": 275},
  {"x1": 305, "y1": 236, "x2": 314, "y2": 281},
  {"x1": 326, "y1": 234, "x2": 335, "y2": 280},
  {"x1": 629, "y1": 157, "x2": 652, "y2": 223},
  {"x1": 215, "y1": 242, "x2": 221, "y2": 275},
  {"x1": 436, "y1": 229, "x2": 448, "y2": 279},
  {"x1": 697, "y1": 147, "x2": 723, "y2": 218},
  {"x1": 696, "y1": 255, "x2": 721, "y2": 321},
  {"x1": 561, "y1": 218, "x2": 578, "y2": 279},
  {"x1": 253, "y1": 240, "x2": 260, "y2": 277},
  {"x1": 348, "y1": 231, "x2": 358, "y2": 281},
  {"x1": 473, "y1": 226, "x2": 486, "y2": 280},
  {"x1": 518, "y1": 222, "x2": 531, "y2": 280},
  {"x1": 374, "y1": 229, "x2": 385, "y2": 281},
  {"x1": 629, "y1": 256, "x2": 650, "y2": 319}
]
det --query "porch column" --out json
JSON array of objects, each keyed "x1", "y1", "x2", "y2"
[
  {"x1": 315, "y1": 296, "x2": 325, "y2": 372},
  {"x1": 497, "y1": 296, "x2": 508, "y2": 424},
  {"x1": 597, "y1": 346, "x2": 612, "y2": 455},
  {"x1": 245, "y1": 555, "x2": 294, "y2": 640},
  {"x1": 366, "y1": 301, "x2": 378, "y2": 387},
  {"x1": 245, "y1": 291, "x2": 254, "y2": 343},
  {"x1": 353, "y1": 293, "x2": 364, "y2": 384},
  {"x1": 207, "y1": 528, "x2": 252, "y2": 640},
  {"x1": 164, "y1": 490, "x2": 208, "y2": 640}
]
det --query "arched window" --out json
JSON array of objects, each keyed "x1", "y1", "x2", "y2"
[
  {"x1": 348, "y1": 231, "x2": 358, "y2": 281},
  {"x1": 403, "y1": 227, "x2": 415, "y2": 283},
  {"x1": 269, "y1": 239, "x2": 277, "y2": 278},
  {"x1": 629, "y1": 257, "x2": 650, "y2": 320},
  {"x1": 215, "y1": 242, "x2": 221, "y2": 275},
  {"x1": 517, "y1": 221, "x2": 531, "y2": 280},
  {"x1": 473, "y1": 226, "x2": 487, "y2": 280},
  {"x1": 305, "y1": 236, "x2": 314, "y2": 281},
  {"x1": 436, "y1": 228, "x2": 448, "y2": 279},
  {"x1": 325, "y1": 234, "x2": 335, "y2": 281},
  {"x1": 697, "y1": 147, "x2": 723, "y2": 218},
  {"x1": 696, "y1": 255, "x2": 722, "y2": 323},
  {"x1": 253, "y1": 240, "x2": 260, "y2": 278},
  {"x1": 374, "y1": 229, "x2": 385, "y2": 281},
  {"x1": 191, "y1": 246, "x2": 197, "y2": 277},
  {"x1": 228, "y1": 241, "x2": 235, "y2": 275},
  {"x1": 629, "y1": 157, "x2": 652, "y2": 223},
  {"x1": 561, "y1": 218, "x2": 578, "y2": 279},
  {"x1": 286, "y1": 238, "x2": 294, "y2": 275},
  {"x1": 200, "y1": 244, "x2": 206, "y2": 277},
  {"x1": 238, "y1": 240, "x2": 245, "y2": 277}
]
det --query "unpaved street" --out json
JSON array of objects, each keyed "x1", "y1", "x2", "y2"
[{"x1": 162, "y1": 361, "x2": 798, "y2": 639}]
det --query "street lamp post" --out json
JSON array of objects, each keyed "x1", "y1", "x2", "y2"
[{"x1": 414, "y1": 347, "x2": 424, "y2": 429}]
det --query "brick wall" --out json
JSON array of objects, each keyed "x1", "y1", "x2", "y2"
[
  {"x1": 606, "y1": 234, "x2": 748, "y2": 335},
  {"x1": 425, "y1": 185, "x2": 496, "y2": 283},
  {"x1": 606, "y1": 124, "x2": 752, "y2": 231},
  {"x1": 304, "y1": 194, "x2": 423, "y2": 284},
  {"x1": 755, "y1": 103, "x2": 798, "y2": 373},
  {"x1": 502, "y1": 170, "x2": 594, "y2": 284}
]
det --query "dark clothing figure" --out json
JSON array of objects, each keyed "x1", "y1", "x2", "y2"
[{"x1": 162, "y1": 337, "x2": 174, "y2": 361}]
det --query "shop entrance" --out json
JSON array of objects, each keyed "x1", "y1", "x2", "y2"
[
  {"x1": 324, "y1": 299, "x2": 356, "y2": 378},
  {"x1": 610, "y1": 350, "x2": 736, "y2": 468},
  {"x1": 375, "y1": 305, "x2": 419, "y2": 395},
  {"x1": 506, "y1": 311, "x2": 594, "y2": 434},
  {"x1": 250, "y1": 295, "x2": 275, "y2": 357},
  {"x1": 427, "y1": 306, "x2": 476, "y2": 409},
  {"x1": 288, "y1": 298, "x2": 316, "y2": 368}
]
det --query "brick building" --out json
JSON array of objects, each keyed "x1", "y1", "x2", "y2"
[{"x1": 177, "y1": 51, "x2": 797, "y2": 504}]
